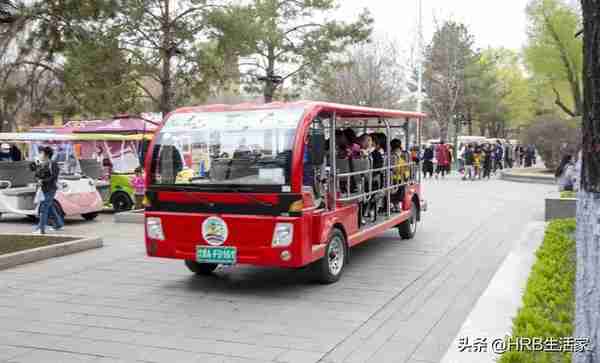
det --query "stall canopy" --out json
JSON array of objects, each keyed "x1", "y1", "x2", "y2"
[
  {"x1": 73, "y1": 115, "x2": 159, "y2": 134},
  {"x1": 29, "y1": 115, "x2": 158, "y2": 135}
]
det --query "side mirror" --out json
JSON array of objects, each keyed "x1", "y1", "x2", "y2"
[{"x1": 308, "y1": 132, "x2": 326, "y2": 165}]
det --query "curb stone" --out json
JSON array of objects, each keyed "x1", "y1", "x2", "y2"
[
  {"x1": 113, "y1": 210, "x2": 144, "y2": 224},
  {"x1": 500, "y1": 170, "x2": 555, "y2": 185},
  {"x1": 440, "y1": 221, "x2": 546, "y2": 363},
  {"x1": 0, "y1": 235, "x2": 103, "y2": 270}
]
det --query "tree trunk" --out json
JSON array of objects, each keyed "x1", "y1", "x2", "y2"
[
  {"x1": 263, "y1": 45, "x2": 276, "y2": 104},
  {"x1": 574, "y1": 2, "x2": 600, "y2": 363},
  {"x1": 439, "y1": 117, "x2": 450, "y2": 143},
  {"x1": 160, "y1": 0, "x2": 174, "y2": 114}
]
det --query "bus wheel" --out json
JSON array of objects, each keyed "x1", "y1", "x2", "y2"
[
  {"x1": 185, "y1": 260, "x2": 218, "y2": 275},
  {"x1": 313, "y1": 228, "x2": 346, "y2": 284},
  {"x1": 399, "y1": 203, "x2": 418, "y2": 239}
]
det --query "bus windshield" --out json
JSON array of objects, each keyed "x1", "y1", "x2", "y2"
[{"x1": 149, "y1": 108, "x2": 305, "y2": 188}]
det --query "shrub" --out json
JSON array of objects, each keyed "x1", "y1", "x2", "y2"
[
  {"x1": 499, "y1": 219, "x2": 576, "y2": 363},
  {"x1": 524, "y1": 115, "x2": 580, "y2": 170}
]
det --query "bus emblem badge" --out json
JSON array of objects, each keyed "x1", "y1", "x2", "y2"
[{"x1": 202, "y1": 217, "x2": 229, "y2": 246}]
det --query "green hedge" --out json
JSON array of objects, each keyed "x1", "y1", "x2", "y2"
[{"x1": 499, "y1": 219, "x2": 576, "y2": 363}]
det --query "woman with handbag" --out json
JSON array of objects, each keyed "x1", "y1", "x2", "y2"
[{"x1": 33, "y1": 146, "x2": 64, "y2": 234}]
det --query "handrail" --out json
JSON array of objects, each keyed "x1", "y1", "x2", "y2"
[{"x1": 335, "y1": 160, "x2": 419, "y2": 203}]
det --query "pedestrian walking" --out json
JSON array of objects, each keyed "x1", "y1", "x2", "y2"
[
  {"x1": 422, "y1": 145, "x2": 434, "y2": 178},
  {"x1": 435, "y1": 141, "x2": 450, "y2": 179},
  {"x1": 462, "y1": 144, "x2": 475, "y2": 181},
  {"x1": 473, "y1": 145, "x2": 482, "y2": 179},
  {"x1": 493, "y1": 141, "x2": 504, "y2": 173},
  {"x1": 32, "y1": 146, "x2": 64, "y2": 234},
  {"x1": 504, "y1": 141, "x2": 514, "y2": 168},
  {"x1": 524, "y1": 145, "x2": 534, "y2": 167},
  {"x1": 482, "y1": 144, "x2": 493, "y2": 179}
]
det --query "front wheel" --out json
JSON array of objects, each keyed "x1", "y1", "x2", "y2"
[
  {"x1": 185, "y1": 260, "x2": 218, "y2": 275},
  {"x1": 399, "y1": 203, "x2": 418, "y2": 239},
  {"x1": 111, "y1": 192, "x2": 133, "y2": 213},
  {"x1": 313, "y1": 228, "x2": 347, "y2": 284},
  {"x1": 82, "y1": 212, "x2": 99, "y2": 221}
]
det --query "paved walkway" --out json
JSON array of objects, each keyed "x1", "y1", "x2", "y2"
[{"x1": 0, "y1": 175, "x2": 554, "y2": 363}]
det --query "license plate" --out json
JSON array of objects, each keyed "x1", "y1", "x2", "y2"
[{"x1": 196, "y1": 246, "x2": 237, "y2": 265}]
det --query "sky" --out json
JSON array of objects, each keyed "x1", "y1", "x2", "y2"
[{"x1": 336, "y1": 0, "x2": 529, "y2": 54}]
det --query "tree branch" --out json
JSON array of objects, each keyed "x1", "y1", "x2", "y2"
[{"x1": 552, "y1": 86, "x2": 576, "y2": 117}]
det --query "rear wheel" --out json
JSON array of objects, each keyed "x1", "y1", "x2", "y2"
[
  {"x1": 111, "y1": 192, "x2": 133, "y2": 213},
  {"x1": 313, "y1": 228, "x2": 347, "y2": 284},
  {"x1": 82, "y1": 212, "x2": 99, "y2": 221},
  {"x1": 185, "y1": 260, "x2": 218, "y2": 275},
  {"x1": 399, "y1": 203, "x2": 418, "y2": 239}
]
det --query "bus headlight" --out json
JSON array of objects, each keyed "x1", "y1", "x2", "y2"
[
  {"x1": 146, "y1": 217, "x2": 165, "y2": 240},
  {"x1": 272, "y1": 223, "x2": 294, "y2": 247}
]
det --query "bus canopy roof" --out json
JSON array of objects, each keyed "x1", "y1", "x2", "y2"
[{"x1": 172, "y1": 101, "x2": 426, "y2": 121}]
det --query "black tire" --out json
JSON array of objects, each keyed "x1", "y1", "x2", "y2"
[
  {"x1": 313, "y1": 228, "x2": 347, "y2": 284},
  {"x1": 399, "y1": 203, "x2": 418, "y2": 239},
  {"x1": 111, "y1": 192, "x2": 133, "y2": 213},
  {"x1": 26, "y1": 214, "x2": 38, "y2": 222},
  {"x1": 82, "y1": 212, "x2": 99, "y2": 221},
  {"x1": 185, "y1": 260, "x2": 218, "y2": 275}
]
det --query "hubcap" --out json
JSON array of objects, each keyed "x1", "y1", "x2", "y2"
[{"x1": 328, "y1": 236, "x2": 345, "y2": 276}]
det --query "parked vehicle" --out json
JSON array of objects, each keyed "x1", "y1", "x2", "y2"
[
  {"x1": 0, "y1": 133, "x2": 104, "y2": 221},
  {"x1": 144, "y1": 101, "x2": 427, "y2": 283},
  {"x1": 32, "y1": 117, "x2": 158, "y2": 212}
]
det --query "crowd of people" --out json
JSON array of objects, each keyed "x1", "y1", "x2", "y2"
[{"x1": 417, "y1": 140, "x2": 538, "y2": 181}]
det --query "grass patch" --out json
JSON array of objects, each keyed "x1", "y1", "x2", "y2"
[
  {"x1": 499, "y1": 219, "x2": 576, "y2": 363},
  {"x1": 560, "y1": 191, "x2": 576, "y2": 199},
  {"x1": 0, "y1": 234, "x2": 76, "y2": 255}
]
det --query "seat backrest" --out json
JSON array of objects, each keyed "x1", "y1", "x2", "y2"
[
  {"x1": 79, "y1": 159, "x2": 103, "y2": 180},
  {"x1": 229, "y1": 159, "x2": 255, "y2": 179},
  {"x1": 210, "y1": 160, "x2": 230, "y2": 180},
  {"x1": 336, "y1": 159, "x2": 351, "y2": 175},
  {"x1": 0, "y1": 161, "x2": 36, "y2": 188},
  {"x1": 351, "y1": 158, "x2": 370, "y2": 173}
]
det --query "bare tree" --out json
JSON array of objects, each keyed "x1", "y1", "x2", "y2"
[
  {"x1": 423, "y1": 20, "x2": 477, "y2": 142},
  {"x1": 574, "y1": 1, "x2": 600, "y2": 362},
  {"x1": 315, "y1": 38, "x2": 406, "y2": 108}
]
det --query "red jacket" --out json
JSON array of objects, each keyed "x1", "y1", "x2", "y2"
[{"x1": 436, "y1": 144, "x2": 450, "y2": 166}]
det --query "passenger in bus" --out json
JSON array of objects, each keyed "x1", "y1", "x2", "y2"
[
  {"x1": 358, "y1": 134, "x2": 374, "y2": 158},
  {"x1": 343, "y1": 129, "x2": 361, "y2": 153},
  {"x1": 390, "y1": 140, "x2": 409, "y2": 211}
]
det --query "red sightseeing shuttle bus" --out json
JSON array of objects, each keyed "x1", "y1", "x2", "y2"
[{"x1": 144, "y1": 101, "x2": 426, "y2": 283}]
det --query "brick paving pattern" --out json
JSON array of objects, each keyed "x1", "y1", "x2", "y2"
[{"x1": 0, "y1": 176, "x2": 553, "y2": 363}]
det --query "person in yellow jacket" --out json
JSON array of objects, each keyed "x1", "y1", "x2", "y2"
[
  {"x1": 473, "y1": 145, "x2": 482, "y2": 179},
  {"x1": 390, "y1": 139, "x2": 409, "y2": 211}
]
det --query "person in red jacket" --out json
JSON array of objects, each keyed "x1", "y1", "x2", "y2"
[{"x1": 435, "y1": 141, "x2": 450, "y2": 179}]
